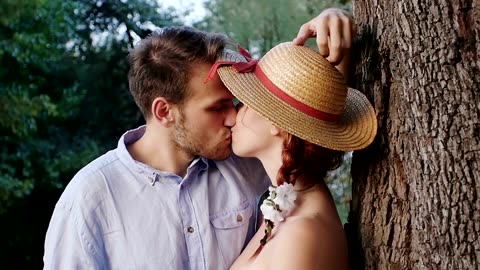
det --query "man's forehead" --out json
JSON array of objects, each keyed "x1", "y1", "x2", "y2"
[
  {"x1": 187, "y1": 90, "x2": 233, "y2": 106},
  {"x1": 188, "y1": 49, "x2": 246, "y2": 80},
  {"x1": 186, "y1": 64, "x2": 233, "y2": 101}
]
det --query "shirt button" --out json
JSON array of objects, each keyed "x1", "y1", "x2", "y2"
[
  {"x1": 236, "y1": 215, "x2": 243, "y2": 222},
  {"x1": 187, "y1": 227, "x2": 194, "y2": 233}
]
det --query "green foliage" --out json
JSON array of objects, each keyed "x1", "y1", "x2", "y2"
[
  {"x1": 0, "y1": 0, "x2": 181, "y2": 267},
  {"x1": 1, "y1": 0, "x2": 74, "y2": 211},
  {"x1": 327, "y1": 154, "x2": 353, "y2": 224},
  {"x1": 198, "y1": 0, "x2": 351, "y2": 56}
]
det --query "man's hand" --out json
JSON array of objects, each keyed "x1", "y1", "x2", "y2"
[{"x1": 293, "y1": 8, "x2": 356, "y2": 66}]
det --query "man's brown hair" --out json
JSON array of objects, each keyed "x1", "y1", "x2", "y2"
[{"x1": 128, "y1": 26, "x2": 229, "y2": 119}]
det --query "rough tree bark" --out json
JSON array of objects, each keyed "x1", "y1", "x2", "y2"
[{"x1": 347, "y1": 0, "x2": 480, "y2": 269}]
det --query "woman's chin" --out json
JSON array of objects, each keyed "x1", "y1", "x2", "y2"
[
  {"x1": 231, "y1": 144, "x2": 250, "y2": 158},
  {"x1": 231, "y1": 145, "x2": 242, "y2": 156}
]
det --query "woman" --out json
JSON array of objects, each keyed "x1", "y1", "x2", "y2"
[{"x1": 215, "y1": 42, "x2": 377, "y2": 269}]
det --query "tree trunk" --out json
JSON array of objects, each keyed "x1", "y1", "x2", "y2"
[{"x1": 347, "y1": 0, "x2": 480, "y2": 269}]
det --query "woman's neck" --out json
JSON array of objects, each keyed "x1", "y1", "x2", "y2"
[{"x1": 256, "y1": 140, "x2": 283, "y2": 186}]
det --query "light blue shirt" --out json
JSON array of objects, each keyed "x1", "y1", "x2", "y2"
[{"x1": 43, "y1": 126, "x2": 269, "y2": 270}]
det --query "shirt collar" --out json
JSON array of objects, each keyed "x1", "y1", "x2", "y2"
[{"x1": 116, "y1": 125, "x2": 209, "y2": 185}]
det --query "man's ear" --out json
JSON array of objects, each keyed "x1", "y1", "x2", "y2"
[{"x1": 151, "y1": 97, "x2": 175, "y2": 126}]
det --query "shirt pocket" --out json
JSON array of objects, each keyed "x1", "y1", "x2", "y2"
[{"x1": 210, "y1": 199, "x2": 253, "y2": 267}]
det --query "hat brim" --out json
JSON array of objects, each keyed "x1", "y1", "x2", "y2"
[{"x1": 218, "y1": 66, "x2": 378, "y2": 151}]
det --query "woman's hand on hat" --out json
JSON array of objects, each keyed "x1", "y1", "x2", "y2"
[{"x1": 293, "y1": 8, "x2": 356, "y2": 66}]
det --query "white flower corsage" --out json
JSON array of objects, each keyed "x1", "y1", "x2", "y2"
[{"x1": 259, "y1": 183, "x2": 297, "y2": 245}]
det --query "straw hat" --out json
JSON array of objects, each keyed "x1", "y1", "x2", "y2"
[{"x1": 216, "y1": 42, "x2": 377, "y2": 151}]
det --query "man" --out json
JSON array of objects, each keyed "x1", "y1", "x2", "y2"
[{"x1": 44, "y1": 8, "x2": 355, "y2": 270}]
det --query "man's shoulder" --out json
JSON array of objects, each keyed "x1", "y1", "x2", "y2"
[
  {"x1": 211, "y1": 155, "x2": 269, "y2": 195},
  {"x1": 211, "y1": 155, "x2": 267, "y2": 183},
  {"x1": 73, "y1": 149, "x2": 121, "y2": 186},
  {"x1": 57, "y1": 149, "x2": 121, "y2": 210},
  {"x1": 213, "y1": 155, "x2": 263, "y2": 173}
]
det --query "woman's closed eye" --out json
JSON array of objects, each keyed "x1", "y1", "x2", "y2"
[{"x1": 235, "y1": 102, "x2": 244, "y2": 111}]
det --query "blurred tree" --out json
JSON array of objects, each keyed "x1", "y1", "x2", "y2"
[
  {"x1": 0, "y1": 0, "x2": 181, "y2": 268},
  {"x1": 327, "y1": 153, "x2": 353, "y2": 223},
  {"x1": 198, "y1": 0, "x2": 351, "y2": 56},
  {"x1": 0, "y1": 0, "x2": 73, "y2": 211}
]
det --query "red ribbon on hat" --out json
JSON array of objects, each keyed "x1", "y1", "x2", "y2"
[
  {"x1": 205, "y1": 46, "x2": 340, "y2": 123},
  {"x1": 204, "y1": 45, "x2": 257, "y2": 83}
]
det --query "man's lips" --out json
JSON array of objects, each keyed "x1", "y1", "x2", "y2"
[{"x1": 225, "y1": 130, "x2": 233, "y2": 141}]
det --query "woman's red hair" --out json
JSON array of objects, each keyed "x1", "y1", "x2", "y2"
[
  {"x1": 276, "y1": 133, "x2": 345, "y2": 187},
  {"x1": 253, "y1": 133, "x2": 345, "y2": 257}
]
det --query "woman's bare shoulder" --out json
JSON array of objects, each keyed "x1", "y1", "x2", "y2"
[{"x1": 269, "y1": 216, "x2": 349, "y2": 269}]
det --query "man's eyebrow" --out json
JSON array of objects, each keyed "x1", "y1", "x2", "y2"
[{"x1": 205, "y1": 98, "x2": 234, "y2": 109}]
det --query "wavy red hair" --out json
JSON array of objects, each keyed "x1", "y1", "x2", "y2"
[
  {"x1": 276, "y1": 133, "x2": 345, "y2": 188},
  {"x1": 254, "y1": 133, "x2": 345, "y2": 256}
]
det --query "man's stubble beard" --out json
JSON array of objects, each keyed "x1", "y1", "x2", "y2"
[{"x1": 173, "y1": 110, "x2": 232, "y2": 161}]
